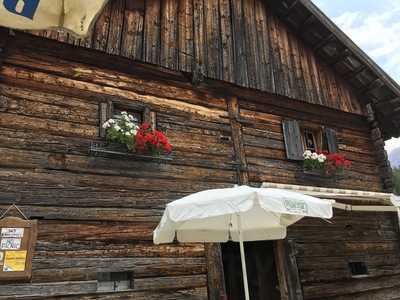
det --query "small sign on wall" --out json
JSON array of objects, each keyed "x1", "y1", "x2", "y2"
[{"x1": 0, "y1": 205, "x2": 37, "y2": 282}]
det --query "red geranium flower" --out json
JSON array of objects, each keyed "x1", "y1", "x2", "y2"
[{"x1": 134, "y1": 123, "x2": 172, "y2": 155}]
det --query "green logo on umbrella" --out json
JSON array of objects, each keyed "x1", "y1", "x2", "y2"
[{"x1": 284, "y1": 199, "x2": 308, "y2": 214}]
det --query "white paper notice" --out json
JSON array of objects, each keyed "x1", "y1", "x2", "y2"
[
  {"x1": 1, "y1": 228, "x2": 24, "y2": 238},
  {"x1": 0, "y1": 238, "x2": 21, "y2": 250}
]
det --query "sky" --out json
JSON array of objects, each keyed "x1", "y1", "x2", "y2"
[{"x1": 311, "y1": 0, "x2": 400, "y2": 155}]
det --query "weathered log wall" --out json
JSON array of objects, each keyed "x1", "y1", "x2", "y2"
[
  {"x1": 0, "y1": 32, "x2": 396, "y2": 299},
  {"x1": 0, "y1": 34, "x2": 237, "y2": 299},
  {"x1": 288, "y1": 210, "x2": 400, "y2": 299},
  {"x1": 238, "y1": 96, "x2": 383, "y2": 191},
  {"x1": 29, "y1": 0, "x2": 365, "y2": 115}
]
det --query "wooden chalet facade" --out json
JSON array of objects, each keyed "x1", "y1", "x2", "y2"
[{"x1": 0, "y1": 0, "x2": 399, "y2": 299}]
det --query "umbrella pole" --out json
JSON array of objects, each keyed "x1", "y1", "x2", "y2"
[{"x1": 238, "y1": 215, "x2": 250, "y2": 300}]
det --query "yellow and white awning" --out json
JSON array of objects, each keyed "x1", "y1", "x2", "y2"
[{"x1": 0, "y1": 0, "x2": 109, "y2": 36}]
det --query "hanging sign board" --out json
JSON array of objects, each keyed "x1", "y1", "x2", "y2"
[
  {"x1": 0, "y1": 206, "x2": 37, "y2": 282},
  {"x1": 0, "y1": 0, "x2": 109, "y2": 37}
]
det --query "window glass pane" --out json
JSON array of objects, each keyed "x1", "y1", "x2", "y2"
[
  {"x1": 303, "y1": 129, "x2": 317, "y2": 152},
  {"x1": 114, "y1": 107, "x2": 142, "y2": 126}
]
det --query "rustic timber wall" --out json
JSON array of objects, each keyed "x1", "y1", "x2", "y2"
[
  {"x1": 29, "y1": 0, "x2": 365, "y2": 115},
  {"x1": 238, "y1": 96, "x2": 383, "y2": 191},
  {"x1": 0, "y1": 34, "x2": 237, "y2": 299},
  {"x1": 0, "y1": 32, "x2": 394, "y2": 299},
  {"x1": 288, "y1": 210, "x2": 400, "y2": 299}
]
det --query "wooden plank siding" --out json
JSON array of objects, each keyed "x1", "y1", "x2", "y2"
[
  {"x1": 0, "y1": 34, "x2": 235, "y2": 299},
  {"x1": 0, "y1": 31, "x2": 394, "y2": 299},
  {"x1": 288, "y1": 210, "x2": 400, "y2": 299},
  {"x1": 28, "y1": 0, "x2": 365, "y2": 115}
]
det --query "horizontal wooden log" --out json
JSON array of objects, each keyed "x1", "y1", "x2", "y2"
[
  {"x1": 44, "y1": 287, "x2": 208, "y2": 300},
  {"x1": 322, "y1": 286, "x2": 400, "y2": 300},
  {"x1": 0, "y1": 84, "x2": 98, "y2": 125},
  {"x1": 0, "y1": 275, "x2": 207, "y2": 299},
  {"x1": 0, "y1": 65, "x2": 229, "y2": 123},
  {"x1": 300, "y1": 263, "x2": 400, "y2": 284},
  {"x1": 297, "y1": 253, "x2": 400, "y2": 272},
  {"x1": 295, "y1": 241, "x2": 400, "y2": 258},
  {"x1": 0, "y1": 112, "x2": 98, "y2": 139},
  {"x1": 0, "y1": 281, "x2": 98, "y2": 299},
  {"x1": 288, "y1": 228, "x2": 398, "y2": 242},
  {"x1": 303, "y1": 274, "x2": 400, "y2": 299},
  {"x1": 0, "y1": 169, "x2": 230, "y2": 194},
  {"x1": 5, "y1": 51, "x2": 226, "y2": 110},
  {"x1": 0, "y1": 182, "x2": 186, "y2": 208},
  {"x1": 0, "y1": 204, "x2": 162, "y2": 222},
  {"x1": 31, "y1": 257, "x2": 206, "y2": 282},
  {"x1": 35, "y1": 240, "x2": 204, "y2": 258},
  {"x1": 0, "y1": 148, "x2": 236, "y2": 183}
]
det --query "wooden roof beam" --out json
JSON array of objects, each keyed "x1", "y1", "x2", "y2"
[
  {"x1": 279, "y1": 0, "x2": 300, "y2": 18},
  {"x1": 298, "y1": 14, "x2": 315, "y2": 31},
  {"x1": 312, "y1": 33, "x2": 334, "y2": 52},
  {"x1": 327, "y1": 48, "x2": 351, "y2": 67},
  {"x1": 342, "y1": 64, "x2": 367, "y2": 81},
  {"x1": 376, "y1": 97, "x2": 400, "y2": 110},
  {"x1": 358, "y1": 78, "x2": 384, "y2": 95}
]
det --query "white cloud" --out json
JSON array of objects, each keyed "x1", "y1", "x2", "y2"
[
  {"x1": 385, "y1": 138, "x2": 400, "y2": 154},
  {"x1": 332, "y1": 4, "x2": 400, "y2": 83}
]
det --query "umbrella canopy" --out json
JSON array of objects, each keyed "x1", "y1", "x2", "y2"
[
  {"x1": 0, "y1": 0, "x2": 108, "y2": 36},
  {"x1": 154, "y1": 185, "x2": 334, "y2": 244}
]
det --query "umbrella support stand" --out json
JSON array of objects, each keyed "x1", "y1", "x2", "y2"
[{"x1": 238, "y1": 215, "x2": 250, "y2": 300}]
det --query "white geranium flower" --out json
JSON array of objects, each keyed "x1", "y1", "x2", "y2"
[
  {"x1": 303, "y1": 150, "x2": 312, "y2": 159},
  {"x1": 109, "y1": 119, "x2": 115, "y2": 124},
  {"x1": 121, "y1": 111, "x2": 127, "y2": 115},
  {"x1": 102, "y1": 121, "x2": 110, "y2": 129},
  {"x1": 311, "y1": 152, "x2": 318, "y2": 160},
  {"x1": 318, "y1": 154, "x2": 326, "y2": 161},
  {"x1": 114, "y1": 125, "x2": 121, "y2": 131}
]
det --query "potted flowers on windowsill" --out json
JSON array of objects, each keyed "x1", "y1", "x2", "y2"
[
  {"x1": 102, "y1": 112, "x2": 172, "y2": 157},
  {"x1": 303, "y1": 150, "x2": 351, "y2": 178}
]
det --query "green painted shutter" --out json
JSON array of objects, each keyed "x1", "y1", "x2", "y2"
[
  {"x1": 282, "y1": 120, "x2": 303, "y2": 160},
  {"x1": 325, "y1": 128, "x2": 338, "y2": 153}
]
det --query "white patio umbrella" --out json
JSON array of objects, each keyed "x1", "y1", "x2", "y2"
[
  {"x1": 0, "y1": 0, "x2": 109, "y2": 36},
  {"x1": 154, "y1": 185, "x2": 334, "y2": 300}
]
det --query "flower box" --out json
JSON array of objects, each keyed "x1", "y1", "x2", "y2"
[
  {"x1": 99, "y1": 111, "x2": 173, "y2": 160},
  {"x1": 302, "y1": 150, "x2": 350, "y2": 180},
  {"x1": 89, "y1": 141, "x2": 173, "y2": 162},
  {"x1": 302, "y1": 167, "x2": 344, "y2": 180}
]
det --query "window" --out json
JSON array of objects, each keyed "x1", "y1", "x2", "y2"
[
  {"x1": 99, "y1": 101, "x2": 156, "y2": 138},
  {"x1": 348, "y1": 262, "x2": 368, "y2": 278},
  {"x1": 282, "y1": 119, "x2": 338, "y2": 160},
  {"x1": 113, "y1": 105, "x2": 142, "y2": 127},
  {"x1": 97, "y1": 271, "x2": 134, "y2": 292},
  {"x1": 301, "y1": 128, "x2": 320, "y2": 152}
]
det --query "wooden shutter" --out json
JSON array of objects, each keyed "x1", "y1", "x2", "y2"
[
  {"x1": 282, "y1": 120, "x2": 303, "y2": 160},
  {"x1": 324, "y1": 127, "x2": 338, "y2": 153},
  {"x1": 99, "y1": 101, "x2": 114, "y2": 138}
]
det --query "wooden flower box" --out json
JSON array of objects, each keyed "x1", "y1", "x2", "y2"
[
  {"x1": 89, "y1": 141, "x2": 173, "y2": 162},
  {"x1": 302, "y1": 168, "x2": 345, "y2": 180}
]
